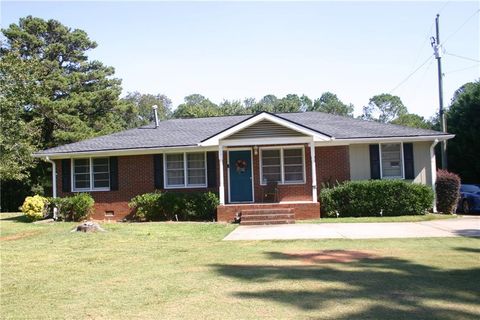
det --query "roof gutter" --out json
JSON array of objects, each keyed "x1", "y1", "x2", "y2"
[
  {"x1": 319, "y1": 134, "x2": 454, "y2": 145},
  {"x1": 33, "y1": 144, "x2": 219, "y2": 159},
  {"x1": 34, "y1": 134, "x2": 454, "y2": 159}
]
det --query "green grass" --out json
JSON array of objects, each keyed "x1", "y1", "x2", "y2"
[
  {"x1": 300, "y1": 213, "x2": 458, "y2": 224},
  {"x1": 1, "y1": 213, "x2": 479, "y2": 319}
]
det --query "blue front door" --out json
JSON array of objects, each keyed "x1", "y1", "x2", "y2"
[{"x1": 229, "y1": 150, "x2": 253, "y2": 202}]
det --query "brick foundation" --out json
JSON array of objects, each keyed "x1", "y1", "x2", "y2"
[{"x1": 217, "y1": 202, "x2": 320, "y2": 222}]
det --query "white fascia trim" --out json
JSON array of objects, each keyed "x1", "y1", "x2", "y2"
[
  {"x1": 315, "y1": 134, "x2": 454, "y2": 146},
  {"x1": 34, "y1": 145, "x2": 218, "y2": 159},
  {"x1": 199, "y1": 112, "x2": 332, "y2": 147}
]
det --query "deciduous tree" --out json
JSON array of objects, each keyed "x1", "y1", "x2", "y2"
[
  {"x1": 121, "y1": 92, "x2": 172, "y2": 126},
  {"x1": 219, "y1": 99, "x2": 250, "y2": 116},
  {"x1": 361, "y1": 93, "x2": 407, "y2": 123},
  {"x1": 173, "y1": 94, "x2": 220, "y2": 118},
  {"x1": 310, "y1": 92, "x2": 354, "y2": 117},
  {"x1": 391, "y1": 113, "x2": 432, "y2": 129}
]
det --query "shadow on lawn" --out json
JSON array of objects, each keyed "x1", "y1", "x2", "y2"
[
  {"x1": 211, "y1": 250, "x2": 480, "y2": 320},
  {"x1": 0, "y1": 214, "x2": 30, "y2": 223},
  {"x1": 453, "y1": 229, "x2": 480, "y2": 238}
]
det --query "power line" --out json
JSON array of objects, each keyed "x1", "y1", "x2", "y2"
[
  {"x1": 441, "y1": 9, "x2": 480, "y2": 46},
  {"x1": 408, "y1": 1, "x2": 450, "y2": 83},
  {"x1": 390, "y1": 54, "x2": 434, "y2": 93},
  {"x1": 437, "y1": 0, "x2": 451, "y2": 15},
  {"x1": 409, "y1": 57, "x2": 435, "y2": 101},
  {"x1": 411, "y1": 22, "x2": 434, "y2": 70},
  {"x1": 444, "y1": 64, "x2": 479, "y2": 74},
  {"x1": 445, "y1": 51, "x2": 480, "y2": 63}
]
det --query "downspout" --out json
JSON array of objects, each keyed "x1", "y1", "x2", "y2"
[
  {"x1": 430, "y1": 139, "x2": 439, "y2": 213},
  {"x1": 45, "y1": 157, "x2": 58, "y2": 220}
]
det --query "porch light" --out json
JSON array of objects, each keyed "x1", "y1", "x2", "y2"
[{"x1": 254, "y1": 146, "x2": 258, "y2": 155}]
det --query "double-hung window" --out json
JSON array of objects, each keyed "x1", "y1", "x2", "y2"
[
  {"x1": 260, "y1": 147, "x2": 305, "y2": 185},
  {"x1": 73, "y1": 157, "x2": 110, "y2": 191},
  {"x1": 165, "y1": 152, "x2": 206, "y2": 188},
  {"x1": 380, "y1": 143, "x2": 404, "y2": 179}
]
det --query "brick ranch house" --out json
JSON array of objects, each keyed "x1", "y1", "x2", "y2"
[{"x1": 35, "y1": 111, "x2": 453, "y2": 222}]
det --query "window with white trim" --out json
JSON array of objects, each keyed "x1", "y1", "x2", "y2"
[
  {"x1": 73, "y1": 157, "x2": 110, "y2": 191},
  {"x1": 165, "y1": 152, "x2": 206, "y2": 188},
  {"x1": 381, "y1": 143, "x2": 403, "y2": 178},
  {"x1": 260, "y1": 147, "x2": 305, "y2": 184},
  {"x1": 261, "y1": 149, "x2": 281, "y2": 183}
]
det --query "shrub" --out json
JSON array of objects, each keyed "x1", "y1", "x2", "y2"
[
  {"x1": 160, "y1": 192, "x2": 188, "y2": 220},
  {"x1": 319, "y1": 187, "x2": 337, "y2": 217},
  {"x1": 21, "y1": 195, "x2": 49, "y2": 221},
  {"x1": 129, "y1": 192, "x2": 163, "y2": 221},
  {"x1": 184, "y1": 192, "x2": 219, "y2": 221},
  {"x1": 319, "y1": 180, "x2": 434, "y2": 217},
  {"x1": 128, "y1": 191, "x2": 219, "y2": 221},
  {"x1": 435, "y1": 170, "x2": 460, "y2": 214},
  {"x1": 51, "y1": 193, "x2": 95, "y2": 221}
]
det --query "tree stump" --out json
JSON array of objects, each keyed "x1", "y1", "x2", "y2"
[{"x1": 72, "y1": 221, "x2": 106, "y2": 233}]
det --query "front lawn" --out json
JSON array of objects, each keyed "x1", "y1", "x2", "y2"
[
  {"x1": 1, "y1": 213, "x2": 479, "y2": 319},
  {"x1": 301, "y1": 213, "x2": 457, "y2": 224}
]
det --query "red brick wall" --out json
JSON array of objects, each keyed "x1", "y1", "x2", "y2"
[
  {"x1": 55, "y1": 145, "x2": 350, "y2": 221},
  {"x1": 57, "y1": 155, "x2": 155, "y2": 220},
  {"x1": 56, "y1": 155, "x2": 218, "y2": 221},
  {"x1": 252, "y1": 145, "x2": 312, "y2": 202},
  {"x1": 316, "y1": 146, "x2": 351, "y2": 186},
  {"x1": 223, "y1": 145, "x2": 350, "y2": 204}
]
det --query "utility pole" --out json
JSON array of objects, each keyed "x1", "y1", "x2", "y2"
[{"x1": 432, "y1": 14, "x2": 447, "y2": 169}]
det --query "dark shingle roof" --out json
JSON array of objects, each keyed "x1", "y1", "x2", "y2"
[{"x1": 36, "y1": 112, "x2": 450, "y2": 155}]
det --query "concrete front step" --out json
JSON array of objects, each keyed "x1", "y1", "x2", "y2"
[{"x1": 240, "y1": 208, "x2": 295, "y2": 225}]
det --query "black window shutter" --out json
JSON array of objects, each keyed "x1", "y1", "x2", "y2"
[
  {"x1": 403, "y1": 143, "x2": 414, "y2": 179},
  {"x1": 109, "y1": 157, "x2": 119, "y2": 191},
  {"x1": 61, "y1": 159, "x2": 71, "y2": 192},
  {"x1": 153, "y1": 154, "x2": 164, "y2": 189},
  {"x1": 369, "y1": 144, "x2": 381, "y2": 179},
  {"x1": 206, "y1": 151, "x2": 217, "y2": 188}
]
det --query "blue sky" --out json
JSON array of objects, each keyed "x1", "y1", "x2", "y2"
[{"x1": 1, "y1": 1, "x2": 479, "y2": 118}]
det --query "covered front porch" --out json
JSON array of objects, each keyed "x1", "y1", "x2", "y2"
[
  {"x1": 198, "y1": 112, "x2": 330, "y2": 223},
  {"x1": 216, "y1": 142, "x2": 321, "y2": 223}
]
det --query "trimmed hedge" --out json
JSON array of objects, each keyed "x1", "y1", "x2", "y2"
[
  {"x1": 435, "y1": 170, "x2": 460, "y2": 214},
  {"x1": 49, "y1": 193, "x2": 95, "y2": 221},
  {"x1": 320, "y1": 180, "x2": 434, "y2": 217},
  {"x1": 129, "y1": 191, "x2": 219, "y2": 221}
]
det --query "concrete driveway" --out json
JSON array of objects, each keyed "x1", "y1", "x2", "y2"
[{"x1": 223, "y1": 216, "x2": 480, "y2": 241}]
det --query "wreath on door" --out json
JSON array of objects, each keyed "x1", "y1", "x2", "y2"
[{"x1": 236, "y1": 159, "x2": 247, "y2": 173}]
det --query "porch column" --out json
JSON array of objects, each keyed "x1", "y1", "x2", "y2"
[
  {"x1": 309, "y1": 141, "x2": 318, "y2": 202},
  {"x1": 430, "y1": 139, "x2": 439, "y2": 212},
  {"x1": 218, "y1": 144, "x2": 225, "y2": 205}
]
